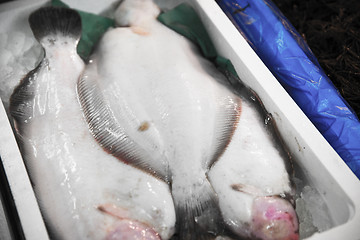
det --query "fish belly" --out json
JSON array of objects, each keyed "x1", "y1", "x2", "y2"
[
  {"x1": 12, "y1": 48, "x2": 175, "y2": 239},
  {"x1": 79, "y1": 16, "x2": 241, "y2": 239},
  {"x1": 10, "y1": 7, "x2": 175, "y2": 240}
]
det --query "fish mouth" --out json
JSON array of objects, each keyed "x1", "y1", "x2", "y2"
[{"x1": 251, "y1": 196, "x2": 299, "y2": 240}]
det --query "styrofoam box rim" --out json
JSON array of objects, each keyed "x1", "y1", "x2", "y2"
[
  {"x1": 0, "y1": 0, "x2": 359, "y2": 239},
  {"x1": 192, "y1": 1, "x2": 360, "y2": 239}
]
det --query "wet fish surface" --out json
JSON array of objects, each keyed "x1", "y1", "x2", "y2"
[
  {"x1": 78, "y1": 0, "x2": 241, "y2": 239},
  {"x1": 10, "y1": 6, "x2": 176, "y2": 240},
  {"x1": 9, "y1": 1, "x2": 299, "y2": 239},
  {"x1": 208, "y1": 91, "x2": 299, "y2": 240},
  {"x1": 78, "y1": 0, "x2": 298, "y2": 240}
]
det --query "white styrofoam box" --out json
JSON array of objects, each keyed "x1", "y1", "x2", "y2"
[
  {"x1": 191, "y1": 1, "x2": 360, "y2": 239},
  {"x1": 0, "y1": 0, "x2": 359, "y2": 239}
]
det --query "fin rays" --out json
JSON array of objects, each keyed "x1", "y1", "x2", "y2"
[
  {"x1": 77, "y1": 61, "x2": 168, "y2": 181},
  {"x1": 208, "y1": 96, "x2": 242, "y2": 168},
  {"x1": 29, "y1": 7, "x2": 82, "y2": 43}
]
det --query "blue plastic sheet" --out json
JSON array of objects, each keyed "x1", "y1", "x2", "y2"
[{"x1": 217, "y1": 0, "x2": 360, "y2": 178}]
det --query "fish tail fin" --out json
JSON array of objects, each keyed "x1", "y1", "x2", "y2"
[
  {"x1": 172, "y1": 178, "x2": 224, "y2": 239},
  {"x1": 29, "y1": 7, "x2": 81, "y2": 44},
  {"x1": 114, "y1": 0, "x2": 160, "y2": 27}
]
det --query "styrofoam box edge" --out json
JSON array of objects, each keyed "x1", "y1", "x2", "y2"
[
  {"x1": 191, "y1": 0, "x2": 360, "y2": 239},
  {"x1": 0, "y1": 99, "x2": 49, "y2": 239}
]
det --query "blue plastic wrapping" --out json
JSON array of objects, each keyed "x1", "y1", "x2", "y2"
[{"x1": 217, "y1": 0, "x2": 360, "y2": 178}]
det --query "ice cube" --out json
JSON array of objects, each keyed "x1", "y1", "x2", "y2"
[
  {"x1": 0, "y1": 48, "x2": 13, "y2": 66},
  {"x1": 0, "y1": 30, "x2": 42, "y2": 110},
  {"x1": 301, "y1": 185, "x2": 333, "y2": 232},
  {"x1": 296, "y1": 197, "x2": 318, "y2": 239},
  {"x1": 5, "y1": 32, "x2": 25, "y2": 56},
  {"x1": 0, "y1": 33, "x2": 8, "y2": 49},
  {"x1": 21, "y1": 43, "x2": 43, "y2": 70}
]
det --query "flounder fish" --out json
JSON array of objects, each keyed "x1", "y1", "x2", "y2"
[
  {"x1": 10, "y1": 6, "x2": 176, "y2": 240},
  {"x1": 78, "y1": 1, "x2": 239, "y2": 239},
  {"x1": 209, "y1": 94, "x2": 299, "y2": 240}
]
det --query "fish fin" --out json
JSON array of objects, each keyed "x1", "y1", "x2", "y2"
[
  {"x1": 230, "y1": 183, "x2": 267, "y2": 196},
  {"x1": 97, "y1": 204, "x2": 130, "y2": 220},
  {"x1": 77, "y1": 60, "x2": 169, "y2": 181},
  {"x1": 208, "y1": 96, "x2": 242, "y2": 168},
  {"x1": 172, "y1": 177, "x2": 224, "y2": 239},
  {"x1": 114, "y1": 0, "x2": 160, "y2": 27},
  {"x1": 9, "y1": 63, "x2": 42, "y2": 130},
  {"x1": 29, "y1": 7, "x2": 81, "y2": 43}
]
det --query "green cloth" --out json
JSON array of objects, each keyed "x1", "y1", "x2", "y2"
[
  {"x1": 51, "y1": 0, "x2": 115, "y2": 60},
  {"x1": 50, "y1": 1, "x2": 238, "y2": 80},
  {"x1": 158, "y1": 3, "x2": 239, "y2": 79}
]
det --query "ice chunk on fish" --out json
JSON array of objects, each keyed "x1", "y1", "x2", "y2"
[
  {"x1": 208, "y1": 97, "x2": 299, "y2": 240},
  {"x1": 10, "y1": 7, "x2": 175, "y2": 239},
  {"x1": 77, "y1": 0, "x2": 242, "y2": 239}
]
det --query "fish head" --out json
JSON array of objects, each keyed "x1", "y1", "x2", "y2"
[{"x1": 251, "y1": 196, "x2": 299, "y2": 240}]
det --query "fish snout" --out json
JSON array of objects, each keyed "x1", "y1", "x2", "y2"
[{"x1": 251, "y1": 196, "x2": 299, "y2": 240}]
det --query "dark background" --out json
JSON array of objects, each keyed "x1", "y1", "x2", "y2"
[{"x1": 271, "y1": 0, "x2": 360, "y2": 119}]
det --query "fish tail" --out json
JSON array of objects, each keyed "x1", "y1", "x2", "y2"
[
  {"x1": 28, "y1": 7, "x2": 81, "y2": 44},
  {"x1": 115, "y1": 0, "x2": 160, "y2": 27},
  {"x1": 172, "y1": 178, "x2": 224, "y2": 240}
]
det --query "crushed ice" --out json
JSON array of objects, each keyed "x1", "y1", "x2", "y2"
[
  {"x1": 0, "y1": 31, "x2": 43, "y2": 111},
  {"x1": 293, "y1": 176, "x2": 334, "y2": 239}
]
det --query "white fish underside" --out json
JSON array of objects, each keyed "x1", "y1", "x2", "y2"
[
  {"x1": 78, "y1": 15, "x2": 242, "y2": 239},
  {"x1": 10, "y1": 1, "x2": 298, "y2": 240},
  {"x1": 10, "y1": 7, "x2": 176, "y2": 240},
  {"x1": 11, "y1": 38, "x2": 176, "y2": 240},
  {"x1": 209, "y1": 98, "x2": 294, "y2": 238},
  {"x1": 78, "y1": 1, "x2": 297, "y2": 238}
]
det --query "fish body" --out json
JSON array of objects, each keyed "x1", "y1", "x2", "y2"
[
  {"x1": 10, "y1": 7, "x2": 175, "y2": 239},
  {"x1": 78, "y1": 0, "x2": 241, "y2": 239},
  {"x1": 209, "y1": 97, "x2": 299, "y2": 240}
]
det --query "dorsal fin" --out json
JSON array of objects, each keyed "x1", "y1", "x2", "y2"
[{"x1": 77, "y1": 60, "x2": 169, "y2": 182}]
